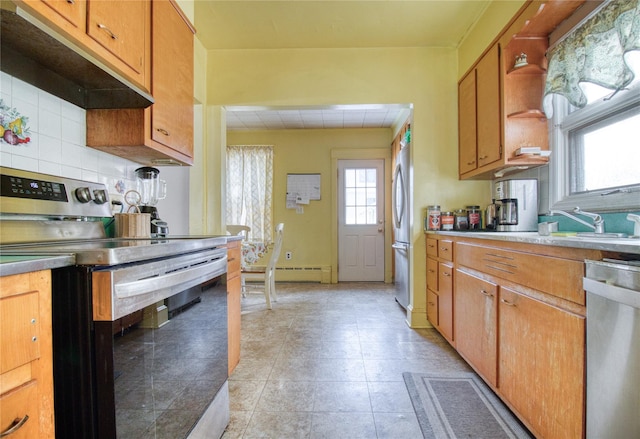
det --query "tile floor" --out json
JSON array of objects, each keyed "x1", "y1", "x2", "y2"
[{"x1": 222, "y1": 282, "x2": 473, "y2": 438}]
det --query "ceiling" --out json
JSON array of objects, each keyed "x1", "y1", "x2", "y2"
[
  {"x1": 225, "y1": 105, "x2": 412, "y2": 131},
  {"x1": 194, "y1": 1, "x2": 491, "y2": 130}
]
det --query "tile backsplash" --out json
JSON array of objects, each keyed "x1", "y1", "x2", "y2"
[{"x1": 1, "y1": 72, "x2": 140, "y2": 198}]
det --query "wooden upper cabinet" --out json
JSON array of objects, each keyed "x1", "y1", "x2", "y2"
[
  {"x1": 150, "y1": 0, "x2": 194, "y2": 158},
  {"x1": 458, "y1": 70, "x2": 477, "y2": 175},
  {"x1": 475, "y1": 43, "x2": 502, "y2": 170},
  {"x1": 458, "y1": 1, "x2": 584, "y2": 179},
  {"x1": 86, "y1": 0, "x2": 147, "y2": 80},
  {"x1": 86, "y1": 0, "x2": 196, "y2": 166},
  {"x1": 14, "y1": 0, "x2": 150, "y2": 93},
  {"x1": 458, "y1": 42, "x2": 501, "y2": 179},
  {"x1": 35, "y1": 0, "x2": 86, "y2": 34}
]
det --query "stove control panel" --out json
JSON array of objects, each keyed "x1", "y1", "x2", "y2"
[{"x1": 0, "y1": 167, "x2": 112, "y2": 218}]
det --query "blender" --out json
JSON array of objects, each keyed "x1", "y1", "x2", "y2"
[{"x1": 135, "y1": 167, "x2": 169, "y2": 237}]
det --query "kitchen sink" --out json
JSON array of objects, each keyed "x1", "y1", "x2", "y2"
[{"x1": 575, "y1": 232, "x2": 631, "y2": 239}]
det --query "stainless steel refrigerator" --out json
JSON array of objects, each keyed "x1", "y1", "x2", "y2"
[{"x1": 392, "y1": 142, "x2": 410, "y2": 309}]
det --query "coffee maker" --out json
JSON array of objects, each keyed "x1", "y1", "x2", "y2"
[
  {"x1": 135, "y1": 167, "x2": 169, "y2": 237},
  {"x1": 493, "y1": 179, "x2": 538, "y2": 232}
]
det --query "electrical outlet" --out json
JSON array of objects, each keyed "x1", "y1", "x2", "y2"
[{"x1": 285, "y1": 251, "x2": 292, "y2": 260}]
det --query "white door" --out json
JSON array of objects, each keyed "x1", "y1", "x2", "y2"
[{"x1": 338, "y1": 159, "x2": 385, "y2": 281}]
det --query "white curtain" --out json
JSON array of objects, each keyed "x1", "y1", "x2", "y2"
[{"x1": 226, "y1": 145, "x2": 274, "y2": 242}]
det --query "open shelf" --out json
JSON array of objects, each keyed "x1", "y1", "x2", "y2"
[
  {"x1": 507, "y1": 63, "x2": 546, "y2": 75},
  {"x1": 507, "y1": 109, "x2": 546, "y2": 119}
]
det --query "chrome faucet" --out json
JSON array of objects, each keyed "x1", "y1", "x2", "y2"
[{"x1": 549, "y1": 207, "x2": 605, "y2": 234}]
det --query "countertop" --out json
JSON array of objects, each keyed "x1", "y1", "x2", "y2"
[
  {"x1": 0, "y1": 254, "x2": 76, "y2": 277},
  {"x1": 427, "y1": 230, "x2": 640, "y2": 255}
]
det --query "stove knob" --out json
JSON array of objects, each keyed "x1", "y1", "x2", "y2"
[
  {"x1": 75, "y1": 187, "x2": 93, "y2": 203},
  {"x1": 93, "y1": 189, "x2": 108, "y2": 204}
]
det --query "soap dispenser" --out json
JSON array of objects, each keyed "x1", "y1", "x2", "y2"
[{"x1": 627, "y1": 213, "x2": 640, "y2": 238}]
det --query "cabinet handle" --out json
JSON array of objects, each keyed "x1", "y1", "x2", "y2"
[
  {"x1": 479, "y1": 289, "x2": 492, "y2": 297},
  {"x1": 467, "y1": 160, "x2": 476, "y2": 165},
  {"x1": 440, "y1": 247, "x2": 448, "y2": 252},
  {"x1": 443, "y1": 272, "x2": 451, "y2": 277},
  {"x1": 97, "y1": 23, "x2": 118, "y2": 40},
  {"x1": 1, "y1": 415, "x2": 29, "y2": 437},
  {"x1": 67, "y1": 0, "x2": 75, "y2": 4},
  {"x1": 156, "y1": 128, "x2": 170, "y2": 136},
  {"x1": 479, "y1": 155, "x2": 489, "y2": 160},
  {"x1": 501, "y1": 298, "x2": 516, "y2": 307},
  {"x1": 428, "y1": 269, "x2": 435, "y2": 273}
]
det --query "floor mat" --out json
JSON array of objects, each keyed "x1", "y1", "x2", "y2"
[{"x1": 403, "y1": 371, "x2": 533, "y2": 439}]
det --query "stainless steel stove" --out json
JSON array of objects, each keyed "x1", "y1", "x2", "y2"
[{"x1": 0, "y1": 167, "x2": 230, "y2": 439}]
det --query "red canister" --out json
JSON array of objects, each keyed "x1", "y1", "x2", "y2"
[
  {"x1": 441, "y1": 211, "x2": 454, "y2": 230},
  {"x1": 466, "y1": 205, "x2": 481, "y2": 229}
]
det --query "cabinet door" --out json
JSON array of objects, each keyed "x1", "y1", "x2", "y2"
[
  {"x1": 426, "y1": 290, "x2": 438, "y2": 326},
  {"x1": 454, "y1": 270, "x2": 497, "y2": 386},
  {"x1": 36, "y1": 0, "x2": 86, "y2": 33},
  {"x1": 458, "y1": 70, "x2": 477, "y2": 175},
  {"x1": 86, "y1": 0, "x2": 147, "y2": 76},
  {"x1": 150, "y1": 0, "x2": 194, "y2": 157},
  {"x1": 227, "y1": 275, "x2": 241, "y2": 375},
  {"x1": 438, "y1": 262, "x2": 454, "y2": 342},
  {"x1": 0, "y1": 292, "x2": 40, "y2": 374},
  {"x1": 0, "y1": 380, "x2": 39, "y2": 439},
  {"x1": 499, "y1": 287, "x2": 585, "y2": 439},
  {"x1": 426, "y1": 257, "x2": 438, "y2": 292},
  {"x1": 476, "y1": 43, "x2": 502, "y2": 169}
]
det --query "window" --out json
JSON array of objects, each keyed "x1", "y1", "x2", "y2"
[
  {"x1": 226, "y1": 145, "x2": 274, "y2": 241},
  {"x1": 546, "y1": 0, "x2": 640, "y2": 212},
  {"x1": 344, "y1": 167, "x2": 378, "y2": 225}
]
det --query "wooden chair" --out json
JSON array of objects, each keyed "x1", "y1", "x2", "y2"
[
  {"x1": 242, "y1": 223, "x2": 284, "y2": 310},
  {"x1": 227, "y1": 225, "x2": 251, "y2": 240}
]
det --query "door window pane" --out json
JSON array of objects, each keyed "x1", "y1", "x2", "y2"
[{"x1": 344, "y1": 167, "x2": 377, "y2": 225}]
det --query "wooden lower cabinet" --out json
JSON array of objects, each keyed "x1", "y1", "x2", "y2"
[
  {"x1": 454, "y1": 269, "x2": 497, "y2": 387},
  {"x1": 499, "y1": 286, "x2": 585, "y2": 439},
  {"x1": 437, "y1": 262, "x2": 454, "y2": 342},
  {"x1": 0, "y1": 270, "x2": 54, "y2": 438},
  {"x1": 426, "y1": 237, "x2": 455, "y2": 344},
  {"x1": 426, "y1": 233, "x2": 596, "y2": 439},
  {"x1": 227, "y1": 240, "x2": 242, "y2": 374}
]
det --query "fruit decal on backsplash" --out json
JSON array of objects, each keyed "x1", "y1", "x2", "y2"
[{"x1": 0, "y1": 99, "x2": 31, "y2": 145}]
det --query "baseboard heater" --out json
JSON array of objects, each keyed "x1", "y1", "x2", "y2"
[{"x1": 245, "y1": 266, "x2": 331, "y2": 283}]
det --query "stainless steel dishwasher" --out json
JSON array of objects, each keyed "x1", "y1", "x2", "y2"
[{"x1": 583, "y1": 259, "x2": 640, "y2": 439}]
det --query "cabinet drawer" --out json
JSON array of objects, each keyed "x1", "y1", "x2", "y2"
[
  {"x1": 0, "y1": 380, "x2": 39, "y2": 438},
  {"x1": 426, "y1": 238, "x2": 438, "y2": 258},
  {"x1": 438, "y1": 240, "x2": 453, "y2": 262},
  {"x1": 426, "y1": 258, "x2": 438, "y2": 292},
  {"x1": 0, "y1": 293, "x2": 40, "y2": 374},
  {"x1": 426, "y1": 290, "x2": 438, "y2": 326},
  {"x1": 456, "y1": 242, "x2": 585, "y2": 305},
  {"x1": 438, "y1": 263, "x2": 453, "y2": 292}
]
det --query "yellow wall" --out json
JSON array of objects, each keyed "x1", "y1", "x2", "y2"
[
  {"x1": 193, "y1": 1, "x2": 527, "y2": 326},
  {"x1": 227, "y1": 128, "x2": 392, "y2": 275},
  {"x1": 458, "y1": 0, "x2": 526, "y2": 77}
]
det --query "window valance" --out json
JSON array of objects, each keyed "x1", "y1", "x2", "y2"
[{"x1": 543, "y1": 0, "x2": 640, "y2": 117}]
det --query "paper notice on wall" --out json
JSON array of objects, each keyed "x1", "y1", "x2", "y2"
[{"x1": 286, "y1": 174, "x2": 320, "y2": 209}]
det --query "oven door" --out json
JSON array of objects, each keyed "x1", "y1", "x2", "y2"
[{"x1": 52, "y1": 249, "x2": 229, "y2": 439}]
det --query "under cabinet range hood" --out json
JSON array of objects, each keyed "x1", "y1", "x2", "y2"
[{"x1": 0, "y1": 4, "x2": 153, "y2": 109}]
